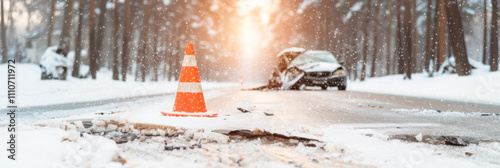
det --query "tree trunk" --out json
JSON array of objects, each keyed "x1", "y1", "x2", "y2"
[
  {"x1": 57, "y1": 0, "x2": 74, "y2": 55},
  {"x1": 1, "y1": 0, "x2": 7, "y2": 63},
  {"x1": 347, "y1": 1, "x2": 359, "y2": 80},
  {"x1": 424, "y1": 0, "x2": 434, "y2": 73},
  {"x1": 88, "y1": 0, "x2": 97, "y2": 79},
  {"x1": 72, "y1": 0, "x2": 85, "y2": 78},
  {"x1": 385, "y1": 0, "x2": 393, "y2": 75},
  {"x1": 138, "y1": 0, "x2": 151, "y2": 82},
  {"x1": 491, "y1": 0, "x2": 499, "y2": 71},
  {"x1": 483, "y1": 0, "x2": 489, "y2": 65},
  {"x1": 444, "y1": 0, "x2": 472, "y2": 76},
  {"x1": 121, "y1": 0, "x2": 131, "y2": 81},
  {"x1": 396, "y1": 0, "x2": 404, "y2": 74},
  {"x1": 435, "y1": 0, "x2": 446, "y2": 72},
  {"x1": 112, "y1": 0, "x2": 120, "y2": 80},
  {"x1": 152, "y1": 0, "x2": 160, "y2": 81},
  {"x1": 370, "y1": 0, "x2": 382, "y2": 77},
  {"x1": 47, "y1": 0, "x2": 57, "y2": 48},
  {"x1": 360, "y1": 0, "x2": 372, "y2": 82},
  {"x1": 95, "y1": 0, "x2": 108, "y2": 72},
  {"x1": 404, "y1": 0, "x2": 412, "y2": 79},
  {"x1": 411, "y1": 0, "x2": 417, "y2": 73}
]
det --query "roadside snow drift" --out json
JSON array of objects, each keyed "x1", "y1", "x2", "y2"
[{"x1": 349, "y1": 60, "x2": 500, "y2": 105}]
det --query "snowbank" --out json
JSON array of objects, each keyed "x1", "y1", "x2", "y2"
[
  {"x1": 349, "y1": 62, "x2": 500, "y2": 105},
  {"x1": 0, "y1": 63, "x2": 237, "y2": 107}
]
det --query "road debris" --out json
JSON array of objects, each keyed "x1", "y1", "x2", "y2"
[
  {"x1": 237, "y1": 107, "x2": 251, "y2": 113},
  {"x1": 165, "y1": 143, "x2": 202, "y2": 151},
  {"x1": 389, "y1": 134, "x2": 500, "y2": 146},
  {"x1": 263, "y1": 111, "x2": 274, "y2": 116},
  {"x1": 102, "y1": 131, "x2": 139, "y2": 144},
  {"x1": 94, "y1": 110, "x2": 126, "y2": 115},
  {"x1": 216, "y1": 129, "x2": 321, "y2": 147},
  {"x1": 237, "y1": 106, "x2": 274, "y2": 116},
  {"x1": 415, "y1": 133, "x2": 423, "y2": 142}
]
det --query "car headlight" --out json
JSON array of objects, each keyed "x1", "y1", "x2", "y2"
[{"x1": 333, "y1": 69, "x2": 345, "y2": 75}]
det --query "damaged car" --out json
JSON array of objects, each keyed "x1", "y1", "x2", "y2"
[{"x1": 268, "y1": 48, "x2": 347, "y2": 90}]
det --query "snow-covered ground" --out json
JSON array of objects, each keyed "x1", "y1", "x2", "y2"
[
  {"x1": 0, "y1": 64, "x2": 237, "y2": 107},
  {"x1": 349, "y1": 61, "x2": 500, "y2": 105},
  {"x1": 1, "y1": 115, "x2": 499, "y2": 168}
]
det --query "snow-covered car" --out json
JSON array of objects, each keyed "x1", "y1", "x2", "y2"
[
  {"x1": 39, "y1": 46, "x2": 71, "y2": 80},
  {"x1": 39, "y1": 46, "x2": 89, "y2": 80},
  {"x1": 269, "y1": 49, "x2": 347, "y2": 90}
]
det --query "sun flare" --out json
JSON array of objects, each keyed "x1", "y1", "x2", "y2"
[{"x1": 236, "y1": 0, "x2": 279, "y2": 58}]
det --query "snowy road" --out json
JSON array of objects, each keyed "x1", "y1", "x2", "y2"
[
  {"x1": 4, "y1": 87, "x2": 500, "y2": 167},
  {"x1": 206, "y1": 88, "x2": 500, "y2": 139},
  {"x1": 12, "y1": 87, "x2": 500, "y2": 140}
]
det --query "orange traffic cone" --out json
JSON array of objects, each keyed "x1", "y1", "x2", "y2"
[{"x1": 161, "y1": 43, "x2": 217, "y2": 117}]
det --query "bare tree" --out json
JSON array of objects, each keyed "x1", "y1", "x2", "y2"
[
  {"x1": 137, "y1": 0, "x2": 151, "y2": 82},
  {"x1": 121, "y1": 0, "x2": 132, "y2": 81},
  {"x1": 47, "y1": 0, "x2": 57, "y2": 48},
  {"x1": 483, "y1": 0, "x2": 489, "y2": 65},
  {"x1": 112, "y1": 0, "x2": 120, "y2": 80},
  {"x1": 88, "y1": 0, "x2": 97, "y2": 79},
  {"x1": 370, "y1": 0, "x2": 382, "y2": 77},
  {"x1": 1, "y1": 0, "x2": 6, "y2": 63},
  {"x1": 95, "y1": 0, "x2": 108, "y2": 71},
  {"x1": 424, "y1": 0, "x2": 435, "y2": 74},
  {"x1": 57, "y1": 0, "x2": 75, "y2": 54},
  {"x1": 385, "y1": 0, "x2": 394, "y2": 75},
  {"x1": 72, "y1": 0, "x2": 85, "y2": 77},
  {"x1": 491, "y1": 0, "x2": 499, "y2": 71},
  {"x1": 444, "y1": 0, "x2": 472, "y2": 76},
  {"x1": 404, "y1": 0, "x2": 413, "y2": 79},
  {"x1": 435, "y1": 0, "x2": 446, "y2": 73},
  {"x1": 360, "y1": 0, "x2": 372, "y2": 81},
  {"x1": 395, "y1": 0, "x2": 403, "y2": 74},
  {"x1": 411, "y1": 0, "x2": 417, "y2": 73},
  {"x1": 151, "y1": 0, "x2": 161, "y2": 81}
]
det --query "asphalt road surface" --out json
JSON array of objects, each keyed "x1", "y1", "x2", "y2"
[
  {"x1": 7, "y1": 87, "x2": 500, "y2": 140},
  {"x1": 209, "y1": 88, "x2": 500, "y2": 139}
]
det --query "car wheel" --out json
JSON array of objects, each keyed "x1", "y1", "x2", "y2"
[
  {"x1": 321, "y1": 86, "x2": 328, "y2": 90},
  {"x1": 41, "y1": 72, "x2": 53, "y2": 80},
  {"x1": 338, "y1": 85, "x2": 347, "y2": 91}
]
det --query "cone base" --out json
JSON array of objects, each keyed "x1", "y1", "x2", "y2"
[{"x1": 161, "y1": 111, "x2": 218, "y2": 117}]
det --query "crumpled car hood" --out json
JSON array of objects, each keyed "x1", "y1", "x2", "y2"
[{"x1": 292, "y1": 62, "x2": 342, "y2": 73}]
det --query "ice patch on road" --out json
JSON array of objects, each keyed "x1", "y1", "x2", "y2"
[{"x1": 5, "y1": 113, "x2": 500, "y2": 167}]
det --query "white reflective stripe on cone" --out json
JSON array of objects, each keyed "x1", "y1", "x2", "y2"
[
  {"x1": 177, "y1": 82, "x2": 203, "y2": 93},
  {"x1": 182, "y1": 55, "x2": 197, "y2": 67}
]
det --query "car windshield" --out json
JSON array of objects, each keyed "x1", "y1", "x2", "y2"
[{"x1": 289, "y1": 51, "x2": 338, "y2": 67}]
